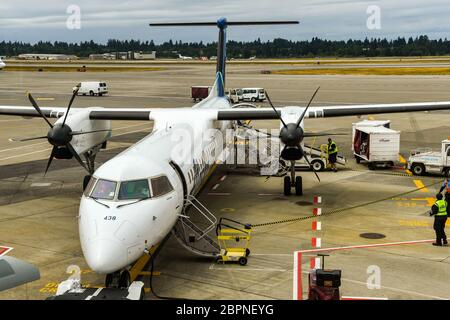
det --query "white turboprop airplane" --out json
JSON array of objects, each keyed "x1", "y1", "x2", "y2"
[
  {"x1": 0, "y1": 58, "x2": 5, "y2": 70},
  {"x1": 177, "y1": 53, "x2": 193, "y2": 60},
  {"x1": 2, "y1": 18, "x2": 450, "y2": 288}
]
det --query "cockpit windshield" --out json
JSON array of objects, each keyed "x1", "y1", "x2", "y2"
[
  {"x1": 118, "y1": 179, "x2": 150, "y2": 200},
  {"x1": 86, "y1": 175, "x2": 172, "y2": 202},
  {"x1": 91, "y1": 179, "x2": 117, "y2": 200}
]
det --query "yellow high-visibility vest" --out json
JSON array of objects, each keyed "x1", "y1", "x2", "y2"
[
  {"x1": 435, "y1": 199, "x2": 448, "y2": 216},
  {"x1": 328, "y1": 141, "x2": 338, "y2": 155}
]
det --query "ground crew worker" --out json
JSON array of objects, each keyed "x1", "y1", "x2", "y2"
[
  {"x1": 327, "y1": 138, "x2": 338, "y2": 172},
  {"x1": 438, "y1": 175, "x2": 450, "y2": 203},
  {"x1": 430, "y1": 193, "x2": 448, "y2": 246}
]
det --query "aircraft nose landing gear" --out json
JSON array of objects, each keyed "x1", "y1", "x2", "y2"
[
  {"x1": 284, "y1": 160, "x2": 303, "y2": 196},
  {"x1": 105, "y1": 270, "x2": 131, "y2": 289}
]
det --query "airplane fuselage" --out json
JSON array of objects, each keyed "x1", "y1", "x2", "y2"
[{"x1": 79, "y1": 96, "x2": 231, "y2": 274}]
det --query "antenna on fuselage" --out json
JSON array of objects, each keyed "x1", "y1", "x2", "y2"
[{"x1": 149, "y1": 18, "x2": 299, "y2": 97}]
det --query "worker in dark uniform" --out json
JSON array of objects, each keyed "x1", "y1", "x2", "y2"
[
  {"x1": 430, "y1": 193, "x2": 448, "y2": 246},
  {"x1": 328, "y1": 138, "x2": 338, "y2": 172},
  {"x1": 438, "y1": 175, "x2": 450, "y2": 203}
]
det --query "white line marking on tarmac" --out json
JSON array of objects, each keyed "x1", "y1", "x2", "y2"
[
  {"x1": 212, "y1": 184, "x2": 220, "y2": 190},
  {"x1": 30, "y1": 183, "x2": 52, "y2": 187},
  {"x1": 220, "y1": 175, "x2": 227, "y2": 181},
  {"x1": 340, "y1": 275, "x2": 448, "y2": 300},
  {"x1": 0, "y1": 119, "x2": 28, "y2": 123},
  {"x1": 298, "y1": 239, "x2": 435, "y2": 254},
  {"x1": 0, "y1": 148, "x2": 52, "y2": 161},
  {"x1": 207, "y1": 193, "x2": 231, "y2": 196},
  {"x1": 0, "y1": 142, "x2": 48, "y2": 153}
]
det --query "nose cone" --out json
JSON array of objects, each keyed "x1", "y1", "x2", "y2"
[
  {"x1": 47, "y1": 124, "x2": 72, "y2": 146},
  {"x1": 280, "y1": 123, "x2": 303, "y2": 147},
  {"x1": 83, "y1": 239, "x2": 128, "y2": 274}
]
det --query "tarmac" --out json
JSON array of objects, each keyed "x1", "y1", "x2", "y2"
[{"x1": 0, "y1": 61, "x2": 449, "y2": 300}]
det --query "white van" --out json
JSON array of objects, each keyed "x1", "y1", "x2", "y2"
[
  {"x1": 241, "y1": 88, "x2": 265, "y2": 102},
  {"x1": 74, "y1": 82, "x2": 108, "y2": 96},
  {"x1": 225, "y1": 88, "x2": 243, "y2": 103}
]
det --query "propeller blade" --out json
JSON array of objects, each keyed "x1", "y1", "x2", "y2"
[
  {"x1": 70, "y1": 129, "x2": 111, "y2": 136},
  {"x1": 66, "y1": 143, "x2": 89, "y2": 173},
  {"x1": 62, "y1": 87, "x2": 79, "y2": 126},
  {"x1": 9, "y1": 136, "x2": 47, "y2": 142},
  {"x1": 303, "y1": 132, "x2": 347, "y2": 138},
  {"x1": 265, "y1": 91, "x2": 287, "y2": 127},
  {"x1": 296, "y1": 86, "x2": 320, "y2": 128},
  {"x1": 303, "y1": 155, "x2": 321, "y2": 182},
  {"x1": 44, "y1": 146, "x2": 58, "y2": 175},
  {"x1": 27, "y1": 92, "x2": 53, "y2": 128}
]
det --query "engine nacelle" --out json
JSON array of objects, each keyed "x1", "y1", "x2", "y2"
[{"x1": 54, "y1": 109, "x2": 111, "y2": 156}]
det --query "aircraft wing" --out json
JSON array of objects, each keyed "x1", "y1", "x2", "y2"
[
  {"x1": 216, "y1": 101, "x2": 450, "y2": 120},
  {"x1": 0, "y1": 106, "x2": 154, "y2": 120},
  {"x1": 2, "y1": 101, "x2": 450, "y2": 122}
]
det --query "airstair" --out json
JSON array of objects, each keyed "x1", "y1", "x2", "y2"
[{"x1": 171, "y1": 195, "x2": 220, "y2": 257}]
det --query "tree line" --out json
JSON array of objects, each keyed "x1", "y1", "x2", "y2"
[{"x1": 1, "y1": 36, "x2": 450, "y2": 58}]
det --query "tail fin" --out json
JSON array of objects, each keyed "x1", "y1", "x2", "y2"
[{"x1": 150, "y1": 18, "x2": 299, "y2": 97}]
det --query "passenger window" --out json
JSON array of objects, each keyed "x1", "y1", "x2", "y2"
[
  {"x1": 84, "y1": 177, "x2": 97, "y2": 197},
  {"x1": 91, "y1": 179, "x2": 117, "y2": 200},
  {"x1": 118, "y1": 179, "x2": 150, "y2": 200},
  {"x1": 151, "y1": 176, "x2": 174, "y2": 197}
]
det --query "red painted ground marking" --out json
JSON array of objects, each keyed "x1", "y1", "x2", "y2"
[{"x1": 0, "y1": 246, "x2": 13, "y2": 257}]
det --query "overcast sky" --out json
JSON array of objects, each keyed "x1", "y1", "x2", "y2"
[{"x1": 1, "y1": 0, "x2": 450, "y2": 43}]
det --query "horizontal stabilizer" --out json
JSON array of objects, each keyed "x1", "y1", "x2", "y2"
[{"x1": 150, "y1": 21, "x2": 299, "y2": 27}]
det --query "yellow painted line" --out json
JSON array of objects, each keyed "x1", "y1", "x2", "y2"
[
  {"x1": 413, "y1": 179, "x2": 429, "y2": 192},
  {"x1": 399, "y1": 154, "x2": 407, "y2": 164},
  {"x1": 368, "y1": 116, "x2": 375, "y2": 120},
  {"x1": 129, "y1": 243, "x2": 160, "y2": 282}
]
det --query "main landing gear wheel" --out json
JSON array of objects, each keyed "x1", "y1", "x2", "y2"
[
  {"x1": 284, "y1": 176, "x2": 291, "y2": 196},
  {"x1": 295, "y1": 176, "x2": 303, "y2": 196}
]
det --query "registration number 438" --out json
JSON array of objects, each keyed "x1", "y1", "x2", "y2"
[{"x1": 104, "y1": 216, "x2": 117, "y2": 221}]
